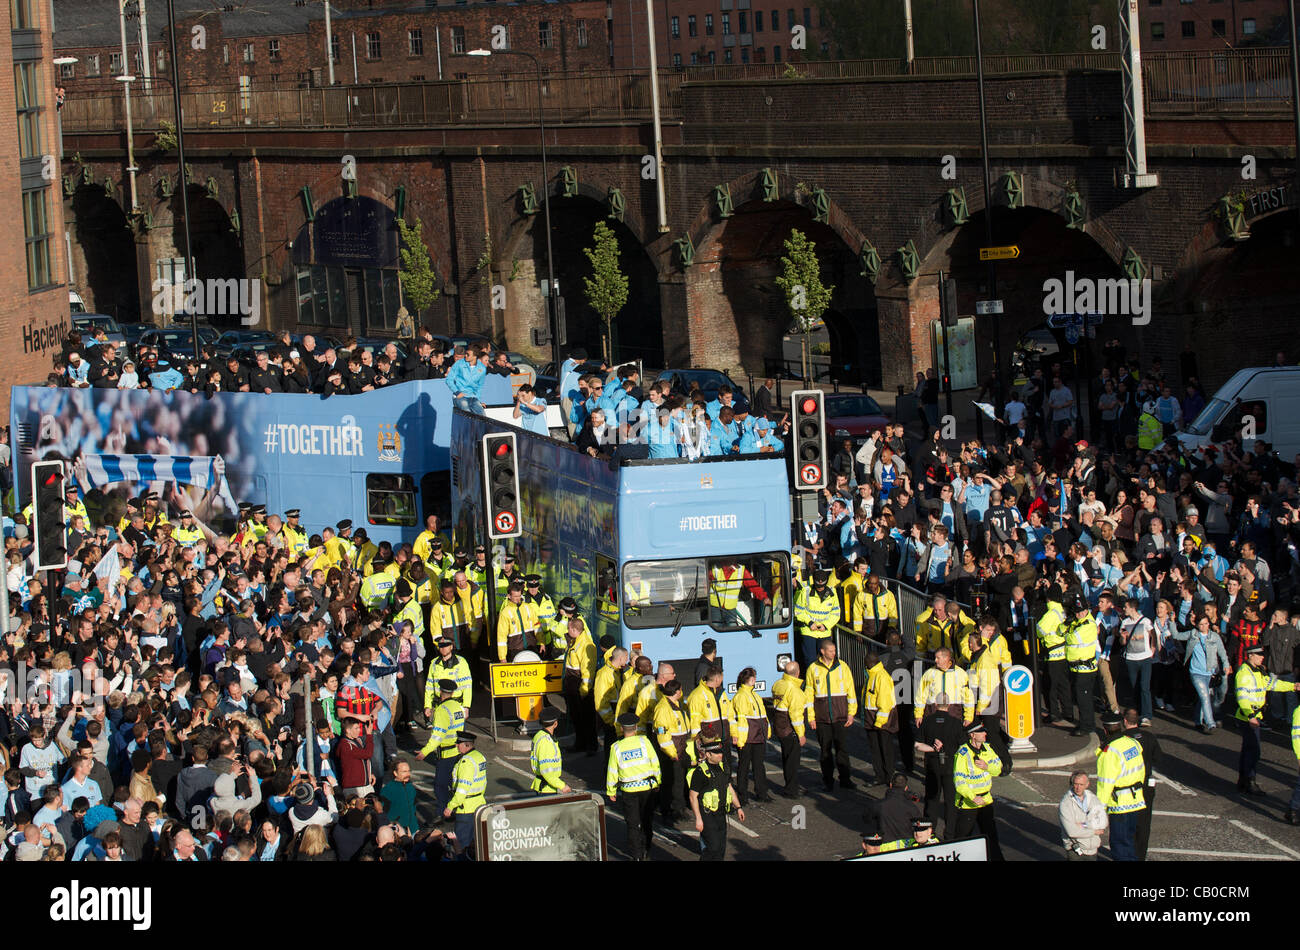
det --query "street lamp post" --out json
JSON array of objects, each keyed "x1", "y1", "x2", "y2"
[
  {"x1": 468, "y1": 48, "x2": 560, "y2": 370},
  {"x1": 972, "y1": 0, "x2": 1002, "y2": 410},
  {"x1": 163, "y1": 0, "x2": 198, "y2": 359},
  {"x1": 117, "y1": 6, "x2": 139, "y2": 213}
]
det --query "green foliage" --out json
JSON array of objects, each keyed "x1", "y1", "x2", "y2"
[
  {"x1": 155, "y1": 120, "x2": 178, "y2": 152},
  {"x1": 582, "y1": 221, "x2": 629, "y2": 362},
  {"x1": 396, "y1": 217, "x2": 441, "y2": 316},
  {"x1": 775, "y1": 228, "x2": 834, "y2": 333}
]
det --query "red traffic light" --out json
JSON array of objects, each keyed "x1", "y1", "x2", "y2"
[
  {"x1": 493, "y1": 441, "x2": 511, "y2": 458},
  {"x1": 42, "y1": 472, "x2": 59, "y2": 486},
  {"x1": 800, "y1": 396, "x2": 818, "y2": 415}
]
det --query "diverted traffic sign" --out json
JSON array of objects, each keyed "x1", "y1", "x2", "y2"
[
  {"x1": 979, "y1": 245, "x2": 1020, "y2": 262},
  {"x1": 490, "y1": 660, "x2": 564, "y2": 697},
  {"x1": 1003, "y1": 664, "x2": 1036, "y2": 747},
  {"x1": 846, "y1": 838, "x2": 988, "y2": 862},
  {"x1": 476, "y1": 793, "x2": 608, "y2": 861}
]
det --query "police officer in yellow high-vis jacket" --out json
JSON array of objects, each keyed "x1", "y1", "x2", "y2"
[
  {"x1": 530, "y1": 707, "x2": 571, "y2": 794},
  {"x1": 862, "y1": 651, "x2": 899, "y2": 786},
  {"x1": 1064, "y1": 597, "x2": 1100, "y2": 737},
  {"x1": 795, "y1": 569, "x2": 841, "y2": 669},
  {"x1": 428, "y1": 635, "x2": 473, "y2": 712},
  {"x1": 593, "y1": 643, "x2": 629, "y2": 751},
  {"x1": 805, "y1": 639, "x2": 858, "y2": 791},
  {"x1": 607, "y1": 711, "x2": 661, "y2": 860},
  {"x1": 1234, "y1": 645, "x2": 1300, "y2": 795},
  {"x1": 1037, "y1": 596, "x2": 1070, "y2": 724},
  {"x1": 653, "y1": 679, "x2": 694, "y2": 821},
  {"x1": 913, "y1": 648, "x2": 971, "y2": 726},
  {"x1": 1286, "y1": 705, "x2": 1300, "y2": 825},
  {"x1": 496, "y1": 582, "x2": 541, "y2": 662},
  {"x1": 562, "y1": 617, "x2": 598, "y2": 755},
  {"x1": 172, "y1": 510, "x2": 203, "y2": 547},
  {"x1": 731, "y1": 667, "x2": 771, "y2": 805},
  {"x1": 1096, "y1": 711, "x2": 1145, "y2": 860},
  {"x1": 771, "y1": 661, "x2": 809, "y2": 798},
  {"x1": 952, "y1": 720, "x2": 1004, "y2": 860},
  {"x1": 281, "y1": 509, "x2": 308, "y2": 557}
]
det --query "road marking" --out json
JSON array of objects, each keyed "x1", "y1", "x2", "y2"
[
  {"x1": 1153, "y1": 810, "x2": 1219, "y2": 819},
  {"x1": 1152, "y1": 770, "x2": 1195, "y2": 796},
  {"x1": 1229, "y1": 818, "x2": 1300, "y2": 859},
  {"x1": 492, "y1": 756, "x2": 538, "y2": 782},
  {"x1": 729, "y1": 816, "x2": 760, "y2": 838},
  {"x1": 1148, "y1": 847, "x2": 1290, "y2": 861}
]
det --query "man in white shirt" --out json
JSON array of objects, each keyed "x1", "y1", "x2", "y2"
[
  {"x1": 1059, "y1": 771, "x2": 1108, "y2": 860},
  {"x1": 1119, "y1": 596, "x2": 1156, "y2": 725}
]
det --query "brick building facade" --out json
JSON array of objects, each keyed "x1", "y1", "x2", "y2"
[
  {"x1": 2, "y1": 0, "x2": 70, "y2": 415},
  {"x1": 1140, "y1": 0, "x2": 1292, "y2": 50}
]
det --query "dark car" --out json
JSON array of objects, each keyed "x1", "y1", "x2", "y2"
[
  {"x1": 120, "y1": 322, "x2": 152, "y2": 351},
  {"x1": 348, "y1": 337, "x2": 409, "y2": 364},
  {"x1": 164, "y1": 322, "x2": 221, "y2": 347},
  {"x1": 652, "y1": 368, "x2": 751, "y2": 415},
  {"x1": 70, "y1": 314, "x2": 127, "y2": 348},
  {"x1": 213, "y1": 330, "x2": 281, "y2": 360},
  {"x1": 823, "y1": 392, "x2": 891, "y2": 445},
  {"x1": 140, "y1": 328, "x2": 214, "y2": 363}
]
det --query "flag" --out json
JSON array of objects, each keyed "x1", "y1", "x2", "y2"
[
  {"x1": 972, "y1": 401, "x2": 998, "y2": 421},
  {"x1": 80, "y1": 453, "x2": 238, "y2": 513},
  {"x1": 92, "y1": 546, "x2": 120, "y2": 595}
]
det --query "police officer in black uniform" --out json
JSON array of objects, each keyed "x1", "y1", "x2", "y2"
[
  {"x1": 687, "y1": 740, "x2": 745, "y2": 861},
  {"x1": 914, "y1": 692, "x2": 967, "y2": 839},
  {"x1": 1122, "y1": 705, "x2": 1162, "y2": 861}
]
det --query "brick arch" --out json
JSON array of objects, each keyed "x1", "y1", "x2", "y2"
[{"x1": 498, "y1": 177, "x2": 656, "y2": 268}]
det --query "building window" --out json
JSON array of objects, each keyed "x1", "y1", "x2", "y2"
[
  {"x1": 724, "y1": 47, "x2": 732, "y2": 63},
  {"x1": 539, "y1": 20, "x2": 552, "y2": 48},
  {"x1": 454, "y1": 71, "x2": 468, "y2": 79},
  {"x1": 705, "y1": 13, "x2": 714, "y2": 35},
  {"x1": 755, "y1": 46, "x2": 765, "y2": 62},
  {"x1": 451, "y1": 26, "x2": 466, "y2": 55},
  {"x1": 1242, "y1": 18, "x2": 1256, "y2": 35},
  {"x1": 222, "y1": 45, "x2": 230, "y2": 64},
  {"x1": 722, "y1": 13, "x2": 731, "y2": 34},
  {"x1": 755, "y1": 10, "x2": 763, "y2": 31},
  {"x1": 1149, "y1": 0, "x2": 1162, "y2": 5},
  {"x1": 331, "y1": 35, "x2": 340, "y2": 63},
  {"x1": 803, "y1": 7, "x2": 811, "y2": 26},
  {"x1": 773, "y1": 45, "x2": 781, "y2": 62},
  {"x1": 787, "y1": 8, "x2": 795, "y2": 28},
  {"x1": 269, "y1": 39, "x2": 281, "y2": 61},
  {"x1": 671, "y1": 15, "x2": 679, "y2": 38},
  {"x1": 15, "y1": 63, "x2": 42, "y2": 159},
  {"x1": 156, "y1": 50, "x2": 167, "y2": 73},
  {"x1": 86, "y1": 54, "x2": 100, "y2": 76},
  {"x1": 672, "y1": 52, "x2": 681, "y2": 66},
  {"x1": 1210, "y1": 18, "x2": 1225, "y2": 36},
  {"x1": 741, "y1": 46, "x2": 749, "y2": 63},
  {"x1": 409, "y1": 29, "x2": 423, "y2": 55},
  {"x1": 688, "y1": 15, "x2": 697, "y2": 37},
  {"x1": 243, "y1": 43, "x2": 254, "y2": 63},
  {"x1": 577, "y1": 18, "x2": 588, "y2": 47},
  {"x1": 109, "y1": 52, "x2": 123, "y2": 75},
  {"x1": 820, "y1": 40, "x2": 829, "y2": 53},
  {"x1": 707, "y1": 50, "x2": 715, "y2": 63},
  {"x1": 10, "y1": 0, "x2": 35, "y2": 30},
  {"x1": 23, "y1": 189, "x2": 52, "y2": 291},
  {"x1": 59, "y1": 61, "x2": 75, "y2": 79},
  {"x1": 270, "y1": 73, "x2": 280, "y2": 83},
  {"x1": 367, "y1": 32, "x2": 381, "y2": 59},
  {"x1": 1151, "y1": 21, "x2": 1165, "y2": 39},
  {"x1": 132, "y1": 51, "x2": 141, "y2": 74},
  {"x1": 738, "y1": 11, "x2": 747, "y2": 32},
  {"x1": 1181, "y1": 20, "x2": 1194, "y2": 37},
  {"x1": 690, "y1": 51, "x2": 698, "y2": 65}
]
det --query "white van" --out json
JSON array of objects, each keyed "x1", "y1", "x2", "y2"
[{"x1": 1174, "y1": 367, "x2": 1300, "y2": 461}]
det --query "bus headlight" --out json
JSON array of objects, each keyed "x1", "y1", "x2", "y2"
[{"x1": 776, "y1": 653, "x2": 791, "y2": 672}]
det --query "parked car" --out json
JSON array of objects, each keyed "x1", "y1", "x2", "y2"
[
  {"x1": 69, "y1": 291, "x2": 87, "y2": 314},
  {"x1": 164, "y1": 322, "x2": 221, "y2": 347},
  {"x1": 120, "y1": 322, "x2": 152, "y2": 351},
  {"x1": 139, "y1": 328, "x2": 211, "y2": 363},
  {"x1": 348, "y1": 337, "x2": 409, "y2": 364},
  {"x1": 652, "y1": 368, "x2": 751, "y2": 414},
  {"x1": 70, "y1": 313, "x2": 127, "y2": 348},
  {"x1": 822, "y1": 392, "x2": 891, "y2": 445},
  {"x1": 213, "y1": 330, "x2": 281, "y2": 359}
]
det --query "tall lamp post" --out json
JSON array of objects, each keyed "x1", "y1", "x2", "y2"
[
  {"x1": 468, "y1": 47, "x2": 560, "y2": 370},
  {"x1": 972, "y1": 0, "x2": 1002, "y2": 409}
]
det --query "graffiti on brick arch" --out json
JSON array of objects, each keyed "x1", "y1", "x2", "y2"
[{"x1": 500, "y1": 193, "x2": 664, "y2": 368}]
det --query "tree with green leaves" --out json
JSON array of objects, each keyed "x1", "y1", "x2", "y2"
[
  {"x1": 581, "y1": 221, "x2": 628, "y2": 363},
  {"x1": 396, "y1": 216, "x2": 440, "y2": 323},
  {"x1": 774, "y1": 228, "x2": 833, "y2": 383}
]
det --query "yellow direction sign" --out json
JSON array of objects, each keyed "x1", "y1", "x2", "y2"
[
  {"x1": 491, "y1": 661, "x2": 564, "y2": 697},
  {"x1": 979, "y1": 245, "x2": 1021, "y2": 262}
]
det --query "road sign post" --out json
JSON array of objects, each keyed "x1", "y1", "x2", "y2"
[
  {"x1": 978, "y1": 245, "x2": 1020, "y2": 262},
  {"x1": 476, "y1": 792, "x2": 608, "y2": 861},
  {"x1": 1002, "y1": 664, "x2": 1037, "y2": 753},
  {"x1": 488, "y1": 660, "x2": 564, "y2": 742}
]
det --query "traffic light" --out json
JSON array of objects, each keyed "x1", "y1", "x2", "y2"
[
  {"x1": 31, "y1": 460, "x2": 68, "y2": 572},
  {"x1": 482, "y1": 432, "x2": 522, "y2": 540},
  {"x1": 790, "y1": 389, "x2": 827, "y2": 491}
]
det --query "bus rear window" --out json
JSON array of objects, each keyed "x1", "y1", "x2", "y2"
[
  {"x1": 366, "y1": 473, "x2": 417, "y2": 526},
  {"x1": 621, "y1": 553, "x2": 790, "y2": 631}
]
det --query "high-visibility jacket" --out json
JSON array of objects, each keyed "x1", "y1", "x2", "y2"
[
  {"x1": 353, "y1": 541, "x2": 379, "y2": 574},
  {"x1": 1037, "y1": 601, "x2": 1068, "y2": 662},
  {"x1": 281, "y1": 524, "x2": 308, "y2": 556},
  {"x1": 853, "y1": 587, "x2": 899, "y2": 632},
  {"x1": 430, "y1": 598, "x2": 473, "y2": 649},
  {"x1": 548, "y1": 614, "x2": 589, "y2": 655},
  {"x1": 606, "y1": 734, "x2": 662, "y2": 796},
  {"x1": 615, "y1": 674, "x2": 649, "y2": 725},
  {"x1": 593, "y1": 663, "x2": 626, "y2": 726},
  {"x1": 63, "y1": 499, "x2": 89, "y2": 525},
  {"x1": 413, "y1": 574, "x2": 437, "y2": 606},
  {"x1": 524, "y1": 592, "x2": 557, "y2": 630},
  {"x1": 446, "y1": 750, "x2": 487, "y2": 814},
  {"x1": 1233, "y1": 665, "x2": 1294, "y2": 722},
  {"x1": 794, "y1": 585, "x2": 841, "y2": 639},
  {"x1": 709, "y1": 565, "x2": 750, "y2": 609},
  {"x1": 418, "y1": 698, "x2": 467, "y2": 758},
  {"x1": 653, "y1": 696, "x2": 695, "y2": 763},
  {"x1": 881, "y1": 834, "x2": 942, "y2": 852},
  {"x1": 1292, "y1": 705, "x2": 1300, "y2": 760},
  {"x1": 496, "y1": 600, "x2": 541, "y2": 662},
  {"x1": 454, "y1": 584, "x2": 487, "y2": 646},
  {"x1": 530, "y1": 729, "x2": 565, "y2": 794},
  {"x1": 360, "y1": 573, "x2": 396, "y2": 610},
  {"x1": 953, "y1": 742, "x2": 1003, "y2": 809},
  {"x1": 862, "y1": 661, "x2": 897, "y2": 730},
  {"x1": 913, "y1": 666, "x2": 971, "y2": 724},
  {"x1": 1095, "y1": 734, "x2": 1146, "y2": 814},
  {"x1": 421, "y1": 552, "x2": 456, "y2": 581},
  {"x1": 839, "y1": 573, "x2": 868, "y2": 618},
  {"x1": 634, "y1": 680, "x2": 662, "y2": 732},
  {"x1": 1137, "y1": 412, "x2": 1162, "y2": 450},
  {"x1": 959, "y1": 632, "x2": 1012, "y2": 673},
  {"x1": 770, "y1": 673, "x2": 809, "y2": 739},
  {"x1": 622, "y1": 580, "x2": 650, "y2": 615},
  {"x1": 732, "y1": 683, "x2": 770, "y2": 745},
  {"x1": 915, "y1": 607, "x2": 972, "y2": 655},
  {"x1": 1064, "y1": 616, "x2": 1100, "y2": 672},
  {"x1": 466, "y1": 564, "x2": 489, "y2": 588},
  {"x1": 393, "y1": 598, "x2": 425, "y2": 641},
  {"x1": 412, "y1": 529, "x2": 452, "y2": 566},
  {"x1": 495, "y1": 569, "x2": 526, "y2": 597},
  {"x1": 805, "y1": 657, "x2": 857, "y2": 726},
  {"x1": 428, "y1": 653, "x2": 473, "y2": 709},
  {"x1": 687, "y1": 681, "x2": 735, "y2": 745},
  {"x1": 964, "y1": 647, "x2": 1002, "y2": 720},
  {"x1": 562, "y1": 631, "x2": 597, "y2": 696},
  {"x1": 173, "y1": 524, "x2": 203, "y2": 547}
]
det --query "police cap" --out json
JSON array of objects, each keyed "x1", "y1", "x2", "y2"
[
  {"x1": 180, "y1": 510, "x2": 193, "y2": 518},
  {"x1": 430, "y1": 538, "x2": 443, "y2": 548},
  {"x1": 435, "y1": 636, "x2": 454, "y2": 648},
  {"x1": 285, "y1": 509, "x2": 301, "y2": 518},
  {"x1": 813, "y1": 569, "x2": 832, "y2": 584},
  {"x1": 1246, "y1": 645, "x2": 1265, "y2": 656},
  {"x1": 438, "y1": 678, "x2": 458, "y2": 694},
  {"x1": 252, "y1": 504, "x2": 267, "y2": 515},
  {"x1": 702, "y1": 741, "x2": 724, "y2": 755},
  {"x1": 237, "y1": 502, "x2": 251, "y2": 513},
  {"x1": 539, "y1": 708, "x2": 561, "y2": 725},
  {"x1": 966, "y1": 721, "x2": 988, "y2": 736},
  {"x1": 336, "y1": 519, "x2": 353, "y2": 531},
  {"x1": 474, "y1": 545, "x2": 486, "y2": 554},
  {"x1": 143, "y1": 491, "x2": 159, "y2": 502},
  {"x1": 456, "y1": 731, "x2": 477, "y2": 744},
  {"x1": 860, "y1": 832, "x2": 884, "y2": 844},
  {"x1": 524, "y1": 573, "x2": 542, "y2": 584},
  {"x1": 913, "y1": 818, "x2": 934, "y2": 830},
  {"x1": 617, "y1": 712, "x2": 639, "y2": 729},
  {"x1": 454, "y1": 549, "x2": 468, "y2": 560},
  {"x1": 1100, "y1": 710, "x2": 1124, "y2": 728},
  {"x1": 558, "y1": 597, "x2": 578, "y2": 612}
]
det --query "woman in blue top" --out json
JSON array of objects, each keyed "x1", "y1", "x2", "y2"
[
  {"x1": 512, "y1": 384, "x2": 549, "y2": 436},
  {"x1": 1173, "y1": 611, "x2": 1231, "y2": 733}
]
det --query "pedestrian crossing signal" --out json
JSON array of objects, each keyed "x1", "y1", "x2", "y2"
[
  {"x1": 483, "y1": 432, "x2": 523, "y2": 540},
  {"x1": 31, "y1": 460, "x2": 68, "y2": 572},
  {"x1": 790, "y1": 389, "x2": 827, "y2": 491}
]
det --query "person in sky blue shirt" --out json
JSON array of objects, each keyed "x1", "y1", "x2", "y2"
[
  {"x1": 646, "y1": 403, "x2": 680, "y2": 459},
  {"x1": 712, "y1": 406, "x2": 741, "y2": 455},
  {"x1": 706, "y1": 385, "x2": 739, "y2": 423},
  {"x1": 961, "y1": 472, "x2": 992, "y2": 525},
  {"x1": 512, "y1": 384, "x2": 549, "y2": 435},
  {"x1": 739, "y1": 417, "x2": 783, "y2": 454},
  {"x1": 923, "y1": 524, "x2": 951, "y2": 593},
  {"x1": 149, "y1": 361, "x2": 185, "y2": 392},
  {"x1": 445, "y1": 345, "x2": 487, "y2": 414}
]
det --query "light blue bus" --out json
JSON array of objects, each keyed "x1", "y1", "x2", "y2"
[{"x1": 450, "y1": 410, "x2": 795, "y2": 695}]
